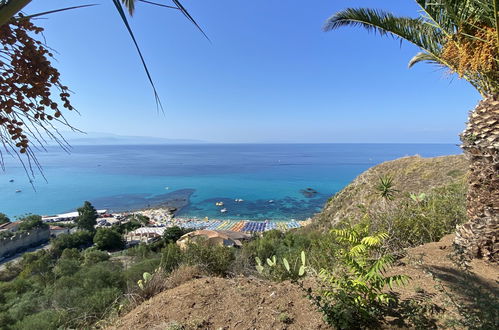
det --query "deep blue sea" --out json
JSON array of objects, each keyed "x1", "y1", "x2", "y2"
[{"x1": 0, "y1": 144, "x2": 461, "y2": 220}]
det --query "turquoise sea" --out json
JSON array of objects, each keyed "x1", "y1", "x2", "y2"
[{"x1": 0, "y1": 144, "x2": 461, "y2": 219}]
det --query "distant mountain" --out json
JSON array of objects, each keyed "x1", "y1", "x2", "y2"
[{"x1": 53, "y1": 131, "x2": 205, "y2": 145}]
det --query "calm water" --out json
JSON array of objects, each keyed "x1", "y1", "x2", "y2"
[{"x1": 0, "y1": 144, "x2": 461, "y2": 219}]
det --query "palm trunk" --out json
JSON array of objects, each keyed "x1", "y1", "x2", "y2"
[{"x1": 454, "y1": 94, "x2": 499, "y2": 262}]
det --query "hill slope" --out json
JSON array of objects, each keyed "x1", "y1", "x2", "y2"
[
  {"x1": 111, "y1": 277, "x2": 328, "y2": 330},
  {"x1": 316, "y1": 154, "x2": 468, "y2": 226}
]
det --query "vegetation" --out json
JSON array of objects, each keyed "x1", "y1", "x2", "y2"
[
  {"x1": 375, "y1": 175, "x2": 398, "y2": 200},
  {"x1": 17, "y1": 214, "x2": 48, "y2": 232},
  {"x1": 324, "y1": 0, "x2": 498, "y2": 96},
  {"x1": 76, "y1": 201, "x2": 98, "y2": 232},
  {"x1": 93, "y1": 228, "x2": 125, "y2": 251},
  {"x1": 163, "y1": 226, "x2": 191, "y2": 244},
  {"x1": 309, "y1": 226, "x2": 409, "y2": 329},
  {"x1": 364, "y1": 181, "x2": 467, "y2": 253},
  {"x1": 324, "y1": 0, "x2": 498, "y2": 261},
  {"x1": 0, "y1": 213, "x2": 9, "y2": 225},
  {"x1": 51, "y1": 231, "x2": 94, "y2": 256}
]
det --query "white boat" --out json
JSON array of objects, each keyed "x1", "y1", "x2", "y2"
[
  {"x1": 234, "y1": 198, "x2": 244, "y2": 202},
  {"x1": 268, "y1": 200, "x2": 274, "y2": 203},
  {"x1": 15, "y1": 189, "x2": 21, "y2": 193},
  {"x1": 220, "y1": 208, "x2": 227, "y2": 213},
  {"x1": 215, "y1": 202, "x2": 224, "y2": 206}
]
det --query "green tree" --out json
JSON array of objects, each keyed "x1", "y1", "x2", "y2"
[
  {"x1": 324, "y1": 0, "x2": 499, "y2": 261},
  {"x1": 76, "y1": 201, "x2": 98, "y2": 232},
  {"x1": 0, "y1": 212, "x2": 9, "y2": 225},
  {"x1": 51, "y1": 231, "x2": 94, "y2": 255},
  {"x1": 18, "y1": 214, "x2": 47, "y2": 231},
  {"x1": 93, "y1": 228, "x2": 125, "y2": 251},
  {"x1": 163, "y1": 226, "x2": 187, "y2": 243}
]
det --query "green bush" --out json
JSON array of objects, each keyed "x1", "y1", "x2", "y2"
[
  {"x1": 125, "y1": 257, "x2": 162, "y2": 285},
  {"x1": 83, "y1": 249, "x2": 110, "y2": 266},
  {"x1": 51, "y1": 230, "x2": 94, "y2": 255},
  {"x1": 160, "y1": 243, "x2": 183, "y2": 272},
  {"x1": 163, "y1": 226, "x2": 190, "y2": 243},
  {"x1": 18, "y1": 214, "x2": 48, "y2": 231},
  {"x1": 366, "y1": 182, "x2": 467, "y2": 252},
  {"x1": 183, "y1": 241, "x2": 234, "y2": 276},
  {"x1": 308, "y1": 225, "x2": 409, "y2": 329},
  {"x1": 93, "y1": 228, "x2": 125, "y2": 251}
]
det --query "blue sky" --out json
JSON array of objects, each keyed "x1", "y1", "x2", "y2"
[{"x1": 24, "y1": 0, "x2": 481, "y2": 143}]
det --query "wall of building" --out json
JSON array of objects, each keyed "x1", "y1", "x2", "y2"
[{"x1": 0, "y1": 227, "x2": 50, "y2": 258}]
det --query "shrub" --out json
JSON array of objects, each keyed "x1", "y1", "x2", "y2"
[
  {"x1": 366, "y1": 182, "x2": 467, "y2": 252},
  {"x1": 51, "y1": 230, "x2": 94, "y2": 255},
  {"x1": 163, "y1": 226, "x2": 189, "y2": 243},
  {"x1": 18, "y1": 214, "x2": 48, "y2": 231},
  {"x1": 160, "y1": 243, "x2": 183, "y2": 272},
  {"x1": 93, "y1": 228, "x2": 125, "y2": 251},
  {"x1": 125, "y1": 257, "x2": 162, "y2": 285},
  {"x1": 308, "y1": 226, "x2": 409, "y2": 329},
  {"x1": 0, "y1": 212, "x2": 9, "y2": 225},
  {"x1": 183, "y1": 241, "x2": 234, "y2": 276},
  {"x1": 83, "y1": 249, "x2": 110, "y2": 266}
]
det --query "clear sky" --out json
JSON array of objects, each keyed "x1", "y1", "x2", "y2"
[{"x1": 24, "y1": 0, "x2": 481, "y2": 143}]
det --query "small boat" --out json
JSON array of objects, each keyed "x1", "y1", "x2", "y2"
[
  {"x1": 234, "y1": 198, "x2": 244, "y2": 202},
  {"x1": 15, "y1": 189, "x2": 21, "y2": 193},
  {"x1": 165, "y1": 186, "x2": 170, "y2": 190},
  {"x1": 9, "y1": 179, "x2": 14, "y2": 182},
  {"x1": 215, "y1": 202, "x2": 224, "y2": 206},
  {"x1": 220, "y1": 208, "x2": 227, "y2": 213},
  {"x1": 268, "y1": 200, "x2": 274, "y2": 203}
]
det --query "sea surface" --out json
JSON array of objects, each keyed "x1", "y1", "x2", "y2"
[{"x1": 0, "y1": 144, "x2": 461, "y2": 220}]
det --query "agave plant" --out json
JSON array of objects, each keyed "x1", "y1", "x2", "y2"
[
  {"x1": 375, "y1": 175, "x2": 398, "y2": 201},
  {"x1": 324, "y1": 0, "x2": 498, "y2": 262}
]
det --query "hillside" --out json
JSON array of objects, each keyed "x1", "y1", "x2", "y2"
[
  {"x1": 110, "y1": 276, "x2": 328, "y2": 330},
  {"x1": 316, "y1": 154, "x2": 468, "y2": 226}
]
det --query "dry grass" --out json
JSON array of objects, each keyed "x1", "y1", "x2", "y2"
[{"x1": 316, "y1": 155, "x2": 468, "y2": 227}]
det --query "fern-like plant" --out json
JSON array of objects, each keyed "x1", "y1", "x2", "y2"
[{"x1": 309, "y1": 225, "x2": 410, "y2": 329}]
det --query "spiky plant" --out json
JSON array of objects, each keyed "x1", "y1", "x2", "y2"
[
  {"x1": 375, "y1": 175, "x2": 398, "y2": 201},
  {"x1": 324, "y1": 0, "x2": 498, "y2": 262}
]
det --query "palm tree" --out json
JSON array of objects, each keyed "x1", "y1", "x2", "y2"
[{"x1": 324, "y1": 0, "x2": 498, "y2": 262}]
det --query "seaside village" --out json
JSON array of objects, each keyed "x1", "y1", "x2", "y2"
[{"x1": 0, "y1": 203, "x2": 312, "y2": 260}]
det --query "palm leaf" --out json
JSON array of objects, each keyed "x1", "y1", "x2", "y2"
[
  {"x1": 138, "y1": 0, "x2": 178, "y2": 10},
  {"x1": 112, "y1": 0, "x2": 163, "y2": 111},
  {"x1": 171, "y1": 0, "x2": 210, "y2": 42},
  {"x1": 120, "y1": 0, "x2": 135, "y2": 15},
  {"x1": 14, "y1": 4, "x2": 98, "y2": 21},
  {"x1": 408, "y1": 51, "x2": 446, "y2": 68},
  {"x1": 324, "y1": 8, "x2": 445, "y2": 55}
]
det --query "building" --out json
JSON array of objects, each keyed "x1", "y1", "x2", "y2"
[
  {"x1": 176, "y1": 230, "x2": 251, "y2": 249},
  {"x1": 42, "y1": 210, "x2": 108, "y2": 223}
]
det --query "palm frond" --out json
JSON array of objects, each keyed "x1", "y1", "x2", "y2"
[
  {"x1": 112, "y1": 0, "x2": 163, "y2": 111},
  {"x1": 171, "y1": 0, "x2": 210, "y2": 42},
  {"x1": 120, "y1": 0, "x2": 135, "y2": 15},
  {"x1": 138, "y1": 0, "x2": 178, "y2": 10},
  {"x1": 408, "y1": 51, "x2": 446, "y2": 68},
  {"x1": 324, "y1": 8, "x2": 444, "y2": 55},
  {"x1": 14, "y1": 4, "x2": 98, "y2": 21}
]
